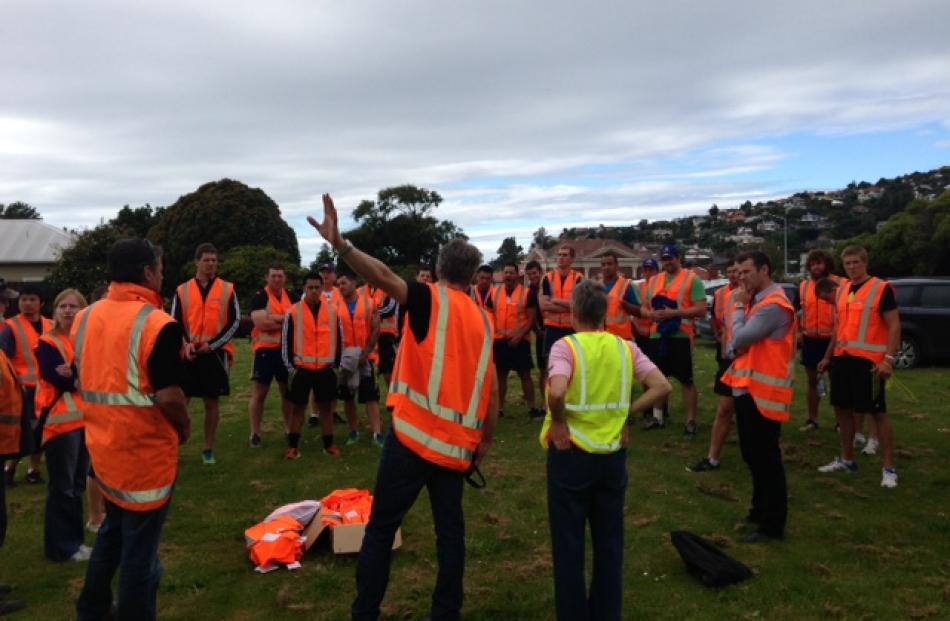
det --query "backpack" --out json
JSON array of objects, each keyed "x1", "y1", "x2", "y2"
[{"x1": 670, "y1": 530, "x2": 753, "y2": 588}]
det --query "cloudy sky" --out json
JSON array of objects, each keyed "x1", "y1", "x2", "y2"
[{"x1": 3, "y1": 1, "x2": 949, "y2": 260}]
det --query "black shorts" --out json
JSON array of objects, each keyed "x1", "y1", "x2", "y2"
[
  {"x1": 714, "y1": 357, "x2": 734, "y2": 397},
  {"x1": 338, "y1": 363, "x2": 381, "y2": 404},
  {"x1": 535, "y1": 332, "x2": 546, "y2": 374},
  {"x1": 377, "y1": 334, "x2": 397, "y2": 375},
  {"x1": 830, "y1": 355, "x2": 886, "y2": 414},
  {"x1": 635, "y1": 336, "x2": 653, "y2": 360},
  {"x1": 183, "y1": 350, "x2": 230, "y2": 398},
  {"x1": 801, "y1": 337, "x2": 831, "y2": 370},
  {"x1": 651, "y1": 337, "x2": 694, "y2": 386},
  {"x1": 494, "y1": 339, "x2": 534, "y2": 374},
  {"x1": 252, "y1": 348, "x2": 289, "y2": 386},
  {"x1": 288, "y1": 367, "x2": 338, "y2": 406},
  {"x1": 543, "y1": 326, "x2": 575, "y2": 362}
]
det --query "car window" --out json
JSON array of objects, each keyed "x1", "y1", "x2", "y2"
[
  {"x1": 893, "y1": 284, "x2": 918, "y2": 307},
  {"x1": 919, "y1": 284, "x2": 950, "y2": 309}
]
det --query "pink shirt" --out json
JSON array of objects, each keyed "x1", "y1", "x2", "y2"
[{"x1": 548, "y1": 334, "x2": 658, "y2": 382}]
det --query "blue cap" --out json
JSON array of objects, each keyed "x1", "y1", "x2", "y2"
[
  {"x1": 642, "y1": 258, "x2": 659, "y2": 270},
  {"x1": 660, "y1": 244, "x2": 679, "y2": 259},
  {"x1": 318, "y1": 263, "x2": 336, "y2": 273}
]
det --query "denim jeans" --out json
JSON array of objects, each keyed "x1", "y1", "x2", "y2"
[
  {"x1": 352, "y1": 430, "x2": 465, "y2": 621},
  {"x1": 76, "y1": 499, "x2": 170, "y2": 621},
  {"x1": 547, "y1": 445, "x2": 627, "y2": 621},
  {"x1": 44, "y1": 429, "x2": 89, "y2": 561},
  {"x1": 735, "y1": 394, "x2": 787, "y2": 537}
]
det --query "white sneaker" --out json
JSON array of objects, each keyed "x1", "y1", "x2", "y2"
[
  {"x1": 881, "y1": 468, "x2": 898, "y2": 488},
  {"x1": 862, "y1": 438, "x2": 880, "y2": 455},
  {"x1": 853, "y1": 432, "x2": 867, "y2": 447},
  {"x1": 70, "y1": 545, "x2": 92, "y2": 562},
  {"x1": 818, "y1": 457, "x2": 858, "y2": 473}
]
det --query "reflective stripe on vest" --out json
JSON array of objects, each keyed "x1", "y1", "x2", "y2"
[
  {"x1": 836, "y1": 279, "x2": 888, "y2": 355},
  {"x1": 252, "y1": 289, "x2": 292, "y2": 349},
  {"x1": 179, "y1": 279, "x2": 233, "y2": 342},
  {"x1": 647, "y1": 270, "x2": 696, "y2": 335},
  {"x1": 493, "y1": 284, "x2": 528, "y2": 339},
  {"x1": 40, "y1": 333, "x2": 84, "y2": 429},
  {"x1": 563, "y1": 334, "x2": 631, "y2": 413},
  {"x1": 800, "y1": 278, "x2": 836, "y2": 338},
  {"x1": 292, "y1": 300, "x2": 338, "y2": 367},
  {"x1": 9, "y1": 315, "x2": 43, "y2": 386},
  {"x1": 604, "y1": 278, "x2": 631, "y2": 324},
  {"x1": 74, "y1": 304, "x2": 157, "y2": 407},
  {"x1": 544, "y1": 270, "x2": 580, "y2": 328},
  {"x1": 95, "y1": 477, "x2": 173, "y2": 507}
]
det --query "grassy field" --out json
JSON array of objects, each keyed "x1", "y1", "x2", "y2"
[{"x1": 2, "y1": 339, "x2": 949, "y2": 620}]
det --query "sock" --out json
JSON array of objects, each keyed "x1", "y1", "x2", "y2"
[
  {"x1": 653, "y1": 407, "x2": 664, "y2": 422},
  {"x1": 287, "y1": 433, "x2": 301, "y2": 449},
  {"x1": 708, "y1": 457, "x2": 719, "y2": 466},
  {"x1": 322, "y1": 434, "x2": 334, "y2": 449}
]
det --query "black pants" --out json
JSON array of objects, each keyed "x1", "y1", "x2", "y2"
[
  {"x1": 735, "y1": 394, "x2": 787, "y2": 537},
  {"x1": 547, "y1": 446, "x2": 627, "y2": 621},
  {"x1": 352, "y1": 431, "x2": 465, "y2": 621},
  {"x1": 44, "y1": 429, "x2": 90, "y2": 561}
]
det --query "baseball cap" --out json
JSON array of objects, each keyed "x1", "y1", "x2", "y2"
[
  {"x1": 318, "y1": 263, "x2": 336, "y2": 273},
  {"x1": 0, "y1": 278, "x2": 18, "y2": 300},
  {"x1": 642, "y1": 258, "x2": 659, "y2": 271},
  {"x1": 660, "y1": 244, "x2": 679, "y2": 259}
]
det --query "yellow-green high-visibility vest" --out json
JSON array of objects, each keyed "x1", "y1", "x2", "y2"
[{"x1": 540, "y1": 331, "x2": 634, "y2": 453}]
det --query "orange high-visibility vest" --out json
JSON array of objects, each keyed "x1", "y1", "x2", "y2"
[
  {"x1": 6, "y1": 315, "x2": 53, "y2": 387},
  {"x1": 387, "y1": 284, "x2": 495, "y2": 472},
  {"x1": 71, "y1": 282, "x2": 179, "y2": 512},
  {"x1": 359, "y1": 285, "x2": 398, "y2": 334},
  {"x1": 251, "y1": 288, "x2": 294, "y2": 352},
  {"x1": 833, "y1": 277, "x2": 892, "y2": 364},
  {"x1": 713, "y1": 285, "x2": 738, "y2": 358},
  {"x1": 176, "y1": 277, "x2": 236, "y2": 358},
  {"x1": 633, "y1": 280, "x2": 652, "y2": 337},
  {"x1": 645, "y1": 269, "x2": 699, "y2": 340},
  {"x1": 340, "y1": 293, "x2": 378, "y2": 363},
  {"x1": 543, "y1": 270, "x2": 582, "y2": 329},
  {"x1": 721, "y1": 287, "x2": 796, "y2": 422},
  {"x1": 244, "y1": 515, "x2": 305, "y2": 571},
  {"x1": 799, "y1": 275, "x2": 843, "y2": 339},
  {"x1": 493, "y1": 284, "x2": 530, "y2": 340},
  {"x1": 290, "y1": 300, "x2": 338, "y2": 371},
  {"x1": 0, "y1": 350, "x2": 23, "y2": 455},
  {"x1": 470, "y1": 286, "x2": 495, "y2": 316},
  {"x1": 604, "y1": 277, "x2": 634, "y2": 340},
  {"x1": 321, "y1": 488, "x2": 374, "y2": 526},
  {"x1": 35, "y1": 332, "x2": 85, "y2": 445}
]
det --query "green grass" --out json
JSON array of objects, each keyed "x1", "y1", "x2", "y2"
[{"x1": 2, "y1": 340, "x2": 949, "y2": 620}]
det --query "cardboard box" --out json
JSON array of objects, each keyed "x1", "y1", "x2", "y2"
[{"x1": 301, "y1": 507, "x2": 401, "y2": 555}]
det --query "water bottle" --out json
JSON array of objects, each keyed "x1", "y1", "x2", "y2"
[{"x1": 817, "y1": 375, "x2": 827, "y2": 398}]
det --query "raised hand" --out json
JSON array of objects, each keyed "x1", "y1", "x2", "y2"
[{"x1": 307, "y1": 193, "x2": 344, "y2": 249}]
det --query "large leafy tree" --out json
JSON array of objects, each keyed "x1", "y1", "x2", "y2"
[
  {"x1": 111, "y1": 204, "x2": 165, "y2": 237},
  {"x1": 148, "y1": 179, "x2": 299, "y2": 294},
  {"x1": 0, "y1": 201, "x2": 41, "y2": 219},
  {"x1": 218, "y1": 245, "x2": 306, "y2": 309},
  {"x1": 44, "y1": 224, "x2": 125, "y2": 298},
  {"x1": 345, "y1": 185, "x2": 466, "y2": 270},
  {"x1": 492, "y1": 237, "x2": 524, "y2": 269}
]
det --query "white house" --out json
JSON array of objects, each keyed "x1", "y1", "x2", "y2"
[{"x1": 0, "y1": 220, "x2": 76, "y2": 283}]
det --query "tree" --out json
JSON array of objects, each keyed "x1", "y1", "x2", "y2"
[
  {"x1": 0, "y1": 201, "x2": 41, "y2": 219},
  {"x1": 345, "y1": 185, "x2": 466, "y2": 271},
  {"x1": 147, "y1": 179, "x2": 300, "y2": 295},
  {"x1": 492, "y1": 237, "x2": 524, "y2": 269},
  {"x1": 708, "y1": 204, "x2": 719, "y2": 219},
  {"x1": 44, "y1": 224, "x2": 125, "y2": 298},
  {"x1": 219, "y1": 245, "x2": 307, "y2": 310},
  {"x1": 309, "y1": 243, "x2": 337, "y2": 272},
  {"x1": 110, "y1": 204, "x2": 165, "y2": 238}
]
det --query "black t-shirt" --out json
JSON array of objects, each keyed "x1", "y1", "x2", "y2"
[
  {"x1": 249, "y1": 288, "x2": 299, "y2": 312},
  {"x1": 404, "y1": 281, "x2": 433, "y2": 343},
  {"x1": 848, "y1": 279, "x2": 897, "y2": 316},
  {"x1": 149, "y1": 323, "x2": 186, "y2": 391}
]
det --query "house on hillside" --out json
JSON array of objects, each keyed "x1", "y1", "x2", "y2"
[
  {"x1": 0, "y1": 220, "x2": 76, "y2": 284},
  {"x1": 523, "y1": 239, "x2": 649, "y2": 279}
]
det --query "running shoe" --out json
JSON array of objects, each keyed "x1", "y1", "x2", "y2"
[
  {"x1": 201, "y1": 449, "x2": 216, "y2": 465},
  {"x1": 818, "y1": 457, "x2": 858, "y2": 473},
  {"x1": 799, "y1": 420, "x2": 819, "y2": 432},
  {"x1": 249, "y1": 434, "x2": 262, "y2": 448},
  {"x1": 686, "y1": 457, "x2": 720, "y2": 473},
  {"x1": 862, "y1": 438, "x2": 880, "y2": 455},
  {"x1": 285, "y1": 447, "x2": 301, "y2": 460},
  {"x1": 324, "y1": 445, "x2": 342, "y2": 458},
  {"x1": 346, "y1": 432, "x2": 360, "y2": 446},
  {"x1": 880, "y1": 468, "x2": 898, "y2": 488}
]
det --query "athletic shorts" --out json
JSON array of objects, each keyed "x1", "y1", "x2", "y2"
[
  {"x1": 714, "y1": 356, "x2": 734, "y2": 397},
  {"x1": 494, "y1": 339, "x2": 534, "y2": 374},
  {"x1": 543, "y1": 326, "x2": 575, "y2": 362},
  {"x1": 287, "y1": 367, "x2": 338, "y2": 406},
  {"x1": 535, "y1": 331, "x2": 547, "y2": 374},
  {"x1": 801, "y1": 336, "x2": 831, "y2": 370},
  {"x1": 338, "y1": 363, "x2": 381, "y2": 404},
  {"x1": 377, "y1": 334, "x2": 397, "y2": 375},
  {"x1": 252, "y1": 348, "x2": 289, "y2": 386},
  {"x1": 183, "y1": 350, "x2": 231, "y2": 398},
  {"x1": 650, "y1": 337, "x2": 694, "y2": 386},
  {"x1": 830, "y1": 355, "x2": 886, "y2": 414}
]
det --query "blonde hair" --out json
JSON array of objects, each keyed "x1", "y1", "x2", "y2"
[
  {"x1": 52, "y1": 288, "x2": 88, "y2": 332},
  {"x1": 840, "y1": 245, "x2": 869, "y2": 264}
]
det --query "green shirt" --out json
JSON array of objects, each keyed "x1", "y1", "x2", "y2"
[{"x1": 649, "y1": 272, "x2": 706, "y2": 339}]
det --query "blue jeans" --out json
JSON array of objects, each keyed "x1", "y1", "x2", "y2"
[
  {"x1": 352, "y1": 430, "x2": 465, "y2": 621},
  {"x1": 44, "y1": 429, "x2": 89, "y2": 561},
  {"x1": 547, "y1": 446, "x2": 627, "y2": 621},
  {"x1": 76, "y1": 499, "x2": 170, "y2": 621}
]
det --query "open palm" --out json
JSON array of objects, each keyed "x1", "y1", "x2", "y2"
[{"x1": 307, "y1": 193, "x2": 343, "y2": 247}]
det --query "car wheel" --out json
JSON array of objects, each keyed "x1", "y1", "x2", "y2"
[{"x1": 894, "y1": 337, "x2": 919, "y2": 369}]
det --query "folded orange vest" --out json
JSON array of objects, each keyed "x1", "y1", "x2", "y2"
[
  {"x1": 321, "y1": 488, "x2": 373, "y2": 526},
  {"x1": 244, "y1": 515, "x2": 305, "y2": 572}
]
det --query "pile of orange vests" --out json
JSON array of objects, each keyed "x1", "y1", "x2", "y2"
[
  {"x1": 244, "y1": 515, "x2": 306, "y2": 573},
  {"x1": 320, "y1": 488, "x2": 374, "y2": 527}
]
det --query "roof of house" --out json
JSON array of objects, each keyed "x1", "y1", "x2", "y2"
[
  {"x1": 0, "y1": 220, "x2": 76, "y2": 263},
  {"x1": 531, "y1": 239, "x2": 644, "y2": 260}
]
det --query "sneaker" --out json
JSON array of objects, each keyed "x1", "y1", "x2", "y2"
[
  {"x1": 201, "y1": 450, "x2": 216, "y2": 465},
  {"x1": 799, "y1": 420, "x2": 819, "y2": 432},
  {"x1": 880, "y1": 468, "x2": 898, "y2": 488},
  {"x1": 85, "y1": 521, "x2": 102, "y2": 534},
  {"x1": 683, "y1": 420, "x2": 698, "y2": 437},
  {"x1": 308, "y1": 415, "x2": 319, "y2": 428},
  {"x1": 70, "y1": 545, "x2": 92, "y2": 562},
  {"x1": 373, "y1": 433, "x2": 385, "y2": 448},
  {"x1": 285, "y1": 447, "x2": 301, "y2": 460},
  {"x1": 818, "y1": 457, "x2": 858, "y2": 473},
  {"x1": 345, "y1": 432, "x2": 360, "y2": 446},
  {"x1": 25, "y1": 469, "x2": 43, "y2": 485},
  {"x1": 324, "y1": 445, "x2": 342, "y2": 458},
  {"x1": 862, "y1": 438, "x2": 880, "y2": 455},
  {"x1": 249, "y1": 434, "x2": 262, "y2": 448},
  {"x1": 642, "y1": 417, "x2": 665, "y2": 431},
  {"x1": 686, "y1": 457, "x2": 719, "y2": 473},
  {"x1": 853, "y1": 432, "x2": 867, "y2": 448}
]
